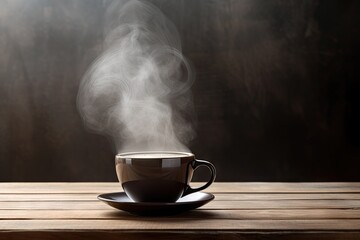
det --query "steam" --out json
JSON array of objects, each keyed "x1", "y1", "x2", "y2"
[{"x1": 77, "y1": 0, "x2": 195, "y2": 153}]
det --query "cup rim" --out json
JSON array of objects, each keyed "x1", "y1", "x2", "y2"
[{"x1": 116, "y1": 151, "x2": 194, "y2": 159}]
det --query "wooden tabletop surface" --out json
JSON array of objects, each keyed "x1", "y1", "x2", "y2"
[{"x1": 1, "y1": 182, "x2": 360, "y2": 239}]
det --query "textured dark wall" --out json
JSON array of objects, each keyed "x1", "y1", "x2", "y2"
[{"x1": 0, "y1": 0, "x2": 359, "y2": 181}]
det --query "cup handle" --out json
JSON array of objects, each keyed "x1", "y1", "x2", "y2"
[{"x1": 182, "y1": 159, "x2": 216, "y2": 196}]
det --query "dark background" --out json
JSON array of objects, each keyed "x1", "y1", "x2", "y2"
[{"x1": 0, "y1": 0, "x2": 359, "y2": 181}]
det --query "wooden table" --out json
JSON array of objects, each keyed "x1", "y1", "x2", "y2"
[{"x1": 1, "y1": 182, "x2": 360, "y2": 239}]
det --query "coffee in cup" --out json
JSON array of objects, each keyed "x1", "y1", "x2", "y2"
[{"x1": 115, "y1": 151, "x2": 216, "y2": 202}]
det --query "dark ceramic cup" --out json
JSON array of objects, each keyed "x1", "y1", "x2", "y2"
[{"x1": 115, "y1": 151, "x2": 216, "y2": 202}]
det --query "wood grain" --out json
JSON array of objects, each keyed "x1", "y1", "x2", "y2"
[
  {"x1": 0, "y1": 182, "x2": 360, "y2": 239},
  {"x1": 1, "y1": 199, "x2": 360, "y2": 210},
  {"x1": 1, "y1": 232, "x2": 360, "y2": 240},
  {"x1": 2, "y1": 193, "x2": 360, "y2": 201},
  {"x1": 1, "y1": 182, "x2": 360, "y2": 193},
  {"x1": 1, "y1": 219, "x2": 360, "y2": 231},
  {"x1": 1, "y1": 209, "x2": 360, "y2": 220}
]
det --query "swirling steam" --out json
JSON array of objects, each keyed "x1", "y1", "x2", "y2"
[{"x1": 77, "y1": 0, "x2": 195, "y2": 153}]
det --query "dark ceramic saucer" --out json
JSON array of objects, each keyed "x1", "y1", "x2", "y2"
[{"x1": 97, "y1": 192, "x2": 214, "y2": 216}]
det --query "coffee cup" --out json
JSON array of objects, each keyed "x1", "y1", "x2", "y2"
[{"x1": 115, "y1": 151, "x2": 216, "y2": 202}]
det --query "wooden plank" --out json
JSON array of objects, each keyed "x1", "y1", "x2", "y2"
[
  {"x1": 1, "y1": 232, "x2": 360, "y2": 240},
  {"x1": 1, "y1": 182, "x2": 360, "y2": 193},
  {"x1": 0, "y1": 182, "x2": 122, "y2": 194},
  {"x1": 1, "y1": 219, "x2": 360, "y2": 231},
  {"x1": 213, "y1": 193, "x2": 360, "y2": 201},
  {"x1": 1, "y1": 199, "x2": 360, "y2": 210},
  {"x1": 0, "y1": 194, "x2": 98, "y2": 201},
  {"x1": 2, "y1": 193, "x2": 360, "y2": 201},
  {"x1": 1, "y1": 209, "x2": 360, "y2": 220}
]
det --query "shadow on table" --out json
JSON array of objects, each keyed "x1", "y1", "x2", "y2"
[{"x1": 104, "y1": 210, "x2": 219, "y2": 220}]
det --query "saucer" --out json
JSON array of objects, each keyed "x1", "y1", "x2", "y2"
[{"x1": 97, "y1": 192, "x2": 214, "y2": 216}]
